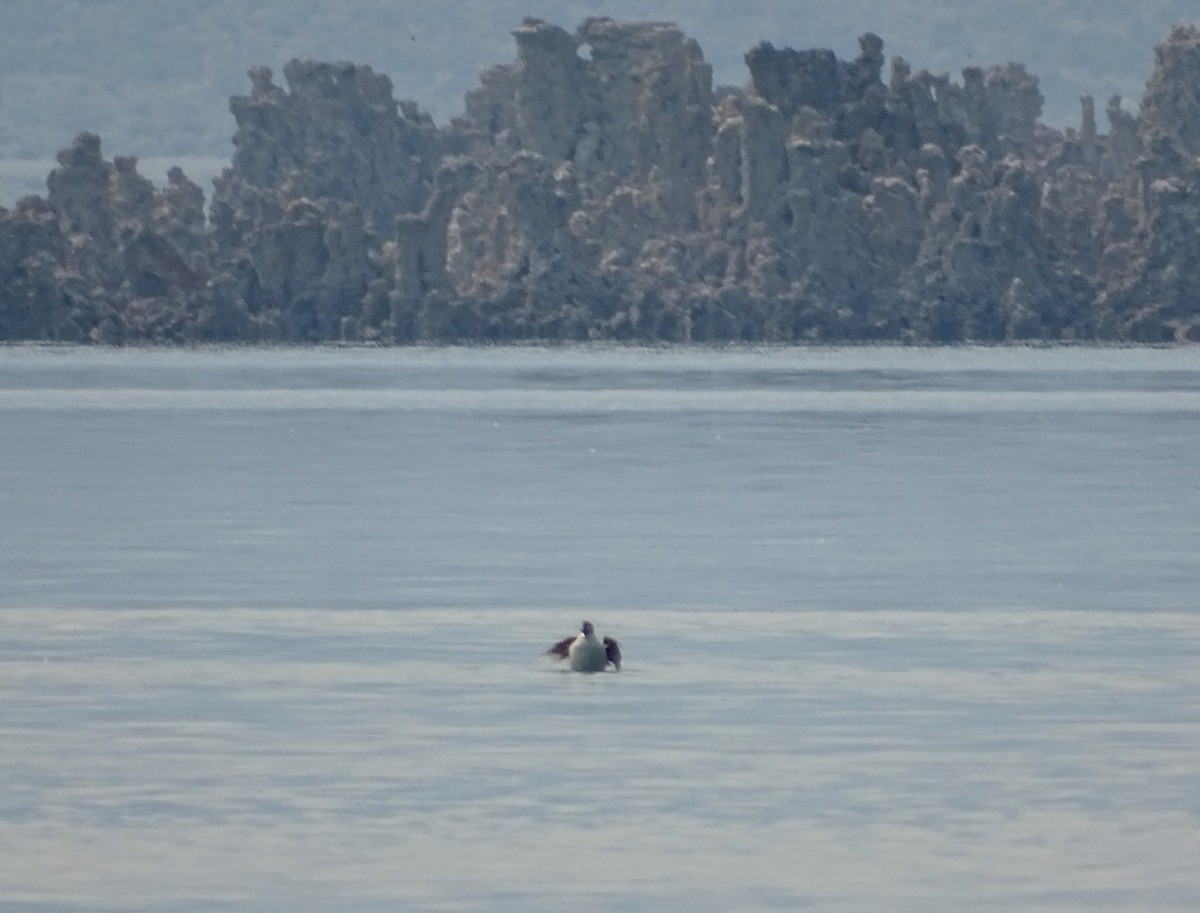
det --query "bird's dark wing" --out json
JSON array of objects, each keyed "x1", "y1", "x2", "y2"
[
  {"x1": 603, "y1": 637, "x2": 622, "y2": 670},
  {"x1": 544, "y1": 635, "x2": 574, "y2": 659}
]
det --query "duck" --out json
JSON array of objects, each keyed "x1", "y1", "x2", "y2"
[{"x1": 544, "y1": 620, "x2": 622, "y2": 672}]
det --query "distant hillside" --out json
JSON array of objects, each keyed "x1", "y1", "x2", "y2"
[{"x1": 1, "y1": 0, "x2": 1194, "y2": 162}]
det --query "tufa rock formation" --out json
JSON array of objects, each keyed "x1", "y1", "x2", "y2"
[{"x1": 4, "y1": 17, "x2": 1200, "y2": 344}]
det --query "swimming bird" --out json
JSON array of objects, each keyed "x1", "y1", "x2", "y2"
[{"x1": 544, "y1": 620, "x2": 622, "y2": 672}]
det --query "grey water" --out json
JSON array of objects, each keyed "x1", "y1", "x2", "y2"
[{"x1": 1, "y1": 345, "x2": 1198, "y2": 912}]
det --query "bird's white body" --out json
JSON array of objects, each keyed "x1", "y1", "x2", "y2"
[
  {"x1": 545, "y1": 620, "x2": 621, "y2": 672},
  {"x1": 567, "y1": 629, "x2": 609, "y2": 672}
]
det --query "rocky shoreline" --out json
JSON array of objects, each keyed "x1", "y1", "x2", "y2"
[{"x1": 3, "y1": 18, "x2": 1199, "y2": 345}]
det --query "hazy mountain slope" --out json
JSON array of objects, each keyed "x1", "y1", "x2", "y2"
[{"x1": 0, "y1": 0, "x2": 1193, "y2": 161}]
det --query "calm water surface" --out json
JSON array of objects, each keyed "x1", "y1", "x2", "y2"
[{"x1": 1, "y1": 346, "x2": 1198, "y2": 912}]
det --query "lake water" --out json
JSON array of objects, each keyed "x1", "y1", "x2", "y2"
[{"x1": 1, "y1": 345, "x2": 1198, "y2": 912}]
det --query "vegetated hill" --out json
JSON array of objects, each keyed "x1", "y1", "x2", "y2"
[{"x1": 0, "y1": 0, "x2": 1194, "y2": 161}]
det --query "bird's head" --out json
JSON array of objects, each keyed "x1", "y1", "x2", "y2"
[{"x1": 581, "y1": 621, "x2": 594, "y2": 636}]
